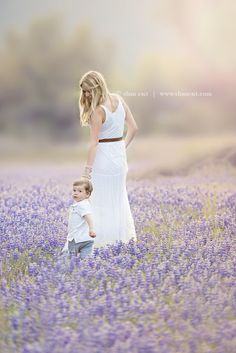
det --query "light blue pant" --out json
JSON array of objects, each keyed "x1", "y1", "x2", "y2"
[{"x1": 68, "y1": 239, "x2": 94, "y2": 259}]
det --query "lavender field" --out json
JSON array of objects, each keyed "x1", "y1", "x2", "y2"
[{"x1": 0, "y1": 163, "x2": 236, "y2": 353}]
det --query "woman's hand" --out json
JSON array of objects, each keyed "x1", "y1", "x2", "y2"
[
  {"x1": 82, "y1": 165, "x2": 92, "y2": 179},
  {"x1": 89, "y1": 230, "x2": 96, "y2": 238}
]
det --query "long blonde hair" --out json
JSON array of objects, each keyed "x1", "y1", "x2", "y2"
[{"x1": 78, "y1": 70, "x2": 109, "y2": 126}]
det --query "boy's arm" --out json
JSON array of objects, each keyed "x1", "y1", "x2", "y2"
[{"x1": 83, "y1": 214, "x2": 96, "y2": 238}]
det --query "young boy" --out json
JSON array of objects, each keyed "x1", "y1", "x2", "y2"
[{"x1": 62, "y1": 178, "x2": 96, "y2": 259}]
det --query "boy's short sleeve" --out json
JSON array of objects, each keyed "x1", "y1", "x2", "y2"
[{"x1": 77, "y1": 200, "x2": 92, "y2": 217}]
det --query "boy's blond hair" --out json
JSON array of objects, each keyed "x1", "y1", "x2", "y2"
[{"x1": 73, "y1": 179, "x2": 93, "y2": 196}]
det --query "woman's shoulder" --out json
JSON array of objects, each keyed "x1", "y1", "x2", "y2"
[
  {"x1": 112, "y1": 93, "x2": 127, "y2": 109},
  {"x1": 89, "y1": 105, "x2": 105, "y2": 125},
  {"x1": 111, "y1": 93, "x2": 123, "y2": 103},
  {"x1": 94, "y1": 104, "x2": 105, "y2": 114},
  {"x1": 112, "y1": 93, "x2": 127, "y2": 112}
]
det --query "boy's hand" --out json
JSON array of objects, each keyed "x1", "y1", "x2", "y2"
[{"x1": 89, "y1": 230, "x2": 96, "y2": 238}]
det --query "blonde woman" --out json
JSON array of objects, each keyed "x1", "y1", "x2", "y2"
[{"x1": 78, "y1": 70, "x2": 138, "y2": 247}]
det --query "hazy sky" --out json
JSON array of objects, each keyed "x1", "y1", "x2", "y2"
[
  {"x1": 1, "y1": 0, "x2": 235, "y2": 77},
  {"x1": 0, "y1": 0, "x2": 159, "y2": 73}
]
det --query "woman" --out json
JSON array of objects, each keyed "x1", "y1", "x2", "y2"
[{"x1": 78, "y1": 70, "x2": 138, "y2": 247}]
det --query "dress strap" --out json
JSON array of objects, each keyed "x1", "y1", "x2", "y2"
[{"x1": 100, "y1": 96, "x2": 120, "y2": 114}]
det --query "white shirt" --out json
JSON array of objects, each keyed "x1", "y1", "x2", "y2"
[{"x1": 67, "y1": 199, "x2": 93, "y2": 243}]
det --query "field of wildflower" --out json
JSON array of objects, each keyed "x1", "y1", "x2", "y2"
[{"x1": 0, "y1": 163, "x2": 236, "y2": 353}]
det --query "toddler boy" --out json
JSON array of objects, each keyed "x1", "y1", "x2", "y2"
[{"x1": 62, "y1": 178, "x2": 96, "y2": 259}]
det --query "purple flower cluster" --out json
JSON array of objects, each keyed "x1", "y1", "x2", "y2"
[{"x1": 0, "y1": 166, "x2": 235, "y2": 353}]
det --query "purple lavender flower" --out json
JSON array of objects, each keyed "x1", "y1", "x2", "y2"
[{"x1": 0, "y1": 166, "x2": 235, "y2": 353}]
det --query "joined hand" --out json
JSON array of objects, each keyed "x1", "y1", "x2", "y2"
[{"x1": 89, "y1": 230, "x2": 96, "y2": 238}]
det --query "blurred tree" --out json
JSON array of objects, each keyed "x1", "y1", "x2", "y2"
[{"x1": 0, "y1": 15, "x2": 115, "y2": 143}]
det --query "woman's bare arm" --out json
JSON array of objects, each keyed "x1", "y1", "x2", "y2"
[
  {"x1": 119, "y1": 95, "x2": 138, "y2": 148},
  {"x1": 83, "y1": 107, "x2": 104, "y2": 177}
]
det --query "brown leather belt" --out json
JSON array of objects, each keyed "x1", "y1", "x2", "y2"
[{"x1": 99, "y1": 136, "x2": 123, "y2": 143}]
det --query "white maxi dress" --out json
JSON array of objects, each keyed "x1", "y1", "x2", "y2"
[{"x1": 90, "y1": 96, "x2": 137, "y2": 248}]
